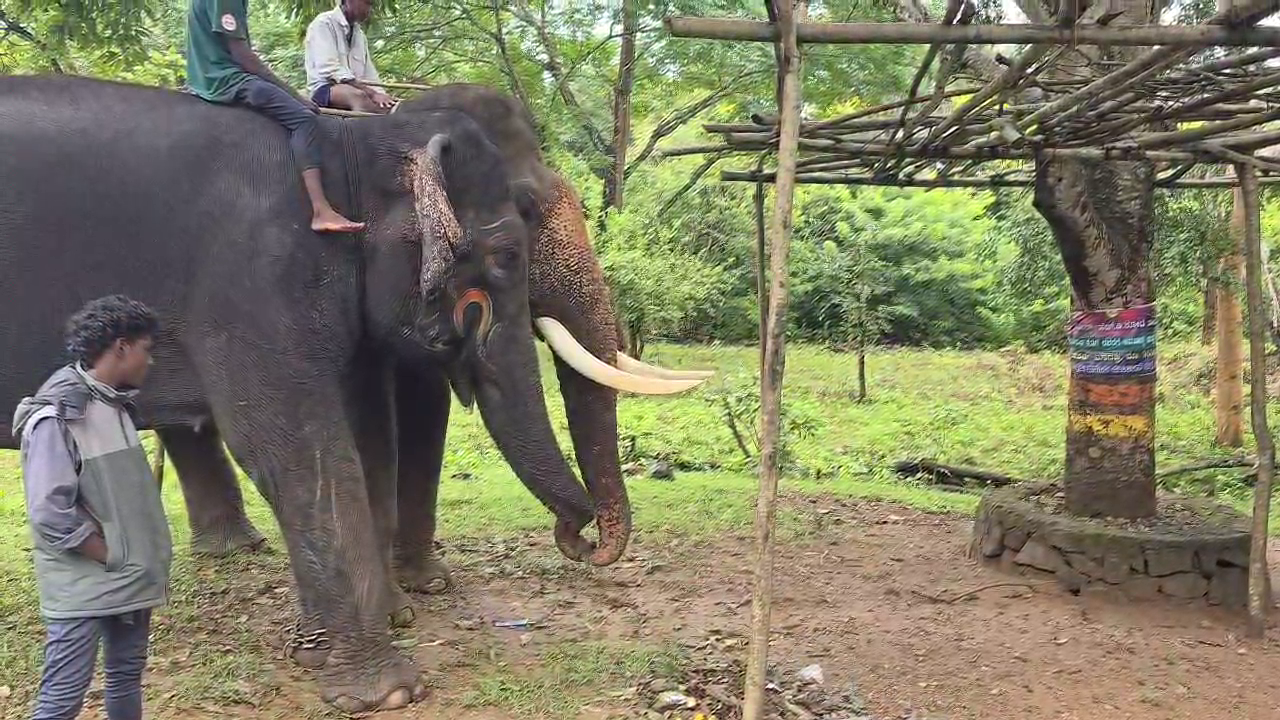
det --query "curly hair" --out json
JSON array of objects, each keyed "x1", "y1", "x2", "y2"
[{"x1": 64, "y1": 295, "x2": 160, "y2": 366}]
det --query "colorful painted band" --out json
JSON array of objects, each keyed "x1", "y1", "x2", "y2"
[
  {"x1": 1070, "y1": 335, "x2": 1156, "y2": 351},
  {"x1": 1069, "y1": 379, "x2": 1154, "y2": 409},
  {"x1": 1073, "y1": 359, "x2": 1157, "y2": 376},
  {"x1": 1068, "y1": 411, "x2": 1153, "y2": 440},
  {"x1": 1067, "y1": 304, "x2": 1156, "y2": 341}
]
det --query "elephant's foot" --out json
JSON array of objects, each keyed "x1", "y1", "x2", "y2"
[
  {"x1": 396, "y1": 554, "x2": 453, "y2": 595},
  {"x1": 190, "y1": 517, "x2": 268, "y2": 558},
  {"x1": 320, "y1": 651, "x2": 428, "y2": 715},
  {"x1": 285, "y1": 616, "x2": 331, "y2": 670}
]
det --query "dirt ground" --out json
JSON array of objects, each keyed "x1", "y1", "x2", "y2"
[{"x1": 62, "y1": 497, "x2": 1280, "y2": 720}]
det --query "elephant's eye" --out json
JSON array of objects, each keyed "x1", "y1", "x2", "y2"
[{"x1": 494, "y1": 246, "x2": 520, "y2": 270}]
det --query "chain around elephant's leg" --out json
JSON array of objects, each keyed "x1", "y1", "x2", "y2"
[{"x1": 283, "y1": 614, "x2": 330, "y2": 670}]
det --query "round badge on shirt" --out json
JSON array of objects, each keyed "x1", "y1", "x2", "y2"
[{"x1": 221, "y1": 14, "x2": 237, "y2": 32}]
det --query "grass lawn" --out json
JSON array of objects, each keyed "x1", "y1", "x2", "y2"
[{"x1": 0, "y1": 340, "x2": 1273, "y2": 717}]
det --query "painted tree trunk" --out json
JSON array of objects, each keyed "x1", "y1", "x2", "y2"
[{"x1": 1035, "y1": 157, "x2": 1157, "y2": 518}]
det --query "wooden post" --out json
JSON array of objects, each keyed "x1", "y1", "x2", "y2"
[
  {"x1": 743, "y1": 1, "x2": 804, "y2": 718},
  {"x1": 1216, "y1": 186, "x2": 1246, "y2": 447},
  {"x1": 1240, "y1": 161, "x2": 1274, "y2": 638}
]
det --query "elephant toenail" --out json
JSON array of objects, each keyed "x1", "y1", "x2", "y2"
[{"x1": 378, "y1": 688, "x2": 412, "y2": 710}]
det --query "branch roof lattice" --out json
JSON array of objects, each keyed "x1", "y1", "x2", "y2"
[{"x1": 661, "y1": 0, "x2": 1280, "y2": 189}]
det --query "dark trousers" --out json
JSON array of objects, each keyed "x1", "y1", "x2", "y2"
[
  {"x1": 233, "y1": 77, "x2": 323, "y2": 171},
  {"x1": 32, "y1": 609, "x2": 152, "y2": 720}
]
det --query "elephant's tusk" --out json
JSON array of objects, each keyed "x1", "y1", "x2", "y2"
[
  {"x1": 616, "y1": 352, "x2": 715, "y2": 381},
  {"x1": 534, "y1": 317, "x2": 708, "y2": 395}
]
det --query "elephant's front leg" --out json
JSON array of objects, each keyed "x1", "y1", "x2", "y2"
[
  {"x1": 204, "y1": 360, "x2": 426, "y2": 713},
  {"x1": 392, "y1": 366, "x2": 453, "y2": 594},
  {"x1": 345, "y1": 350, "x2": 415, "y2": 628}
]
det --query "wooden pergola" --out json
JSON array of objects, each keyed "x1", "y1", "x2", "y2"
[{"x1": 662, "y1": 2, "x2": 1280, "y2": 718}]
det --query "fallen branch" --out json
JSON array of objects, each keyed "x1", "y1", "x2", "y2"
[
  {"x1": 1156, "y1": 455, "x2": 1255, "y2": 478},
  {"x1": 893, "y1": 458, "x2": 1021, "y2": 487},
  {"x1": 911, "y1": 581, "x2": 1043, "y2": 604}
]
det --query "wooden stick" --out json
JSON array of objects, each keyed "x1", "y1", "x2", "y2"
[
  {"x1": 1021, "y1": 0, "x2": 1280, "y2": 133},
  {"x1": 663, "y1": 17, "x2": 1280, "y2": 46},
  {"x1": 1241, "y1": 159, "x2": 1275, "y2": 638},
  {"x1": 366, "y1": 80, "x2": 432, "y2": 92},
  {"x1": 743, "y1": 1, "x2": 804, "y2": 716},
  {"x1": 319, "y1": 107, "x2": 380, "y2": 118},
  {"x1": 718, "y1": 170, "x2": 1280, "y2": 187}
]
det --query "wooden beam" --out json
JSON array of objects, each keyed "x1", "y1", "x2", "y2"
[
  {"x1": 664, "y1": 17, "x2": 1280, "y2": 46},
  {"x1": 718, "y1": 170, "x2": 1280, "y2": 187},
  {"x1": 1241, "y1": 160, "x2": 1275, "y2": 638},
  {"x1": 743, "y1": 0, "x2": 804, "y2": 717},
  {"x1": 665, "y1": 138, "x2": 1211, "y2": 162}
]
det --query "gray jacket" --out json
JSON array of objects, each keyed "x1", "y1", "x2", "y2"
[{"x1": 12, "y1": 364, "x2": 173, "y2": 620}]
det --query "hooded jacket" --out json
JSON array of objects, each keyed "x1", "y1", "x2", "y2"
[{"x1": 12, "y1": 364, "x2": 173, "y2": 619}]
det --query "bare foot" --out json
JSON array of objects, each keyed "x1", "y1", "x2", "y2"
[{"x1": 312, "y1": 209, "x2": 366, "y2": 234}]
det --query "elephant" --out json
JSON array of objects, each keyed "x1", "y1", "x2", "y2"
[
  {"x1": 0, "y1": 74, "x2": 706, "y2": 713},
  {"x1": 148, "y1": 83, "x2": 715, "y2": 589}
]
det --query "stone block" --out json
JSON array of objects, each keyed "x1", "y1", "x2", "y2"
[
  {"x1": 1064, "y1": 552, "x2": 1105, "y2": 580},
  {"x1": 1159, "y1": 573, "x2": 1209, "y2": 599},
  {"x1": 1145, "y1": 546, "x2": 1197, "y2": 577},
  {"x1": 1015, "y1": 539, "x2": 1066, "y2": 573},
  {"x1": 1004, "y1": 528, "x2": 1028, "y2": 552},
  {"x1": 1101, "y1": 551, "x2": 1135, "y2": 585},
  {"x1": 1219, "y1": 545, "x2": 1251, "y2": 569},
  {"x1": 1121, "y1": 576, "x2": 1163, "y2": 600},
  {"x1": 979, "y1": 520, "x2": 1004, "y2": 558},
  {"x1": 1208, "y1": 567, "x2": 1249, "y2": 608}
]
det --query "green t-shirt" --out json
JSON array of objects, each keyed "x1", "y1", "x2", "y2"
[{"x1": 185, "y1": 0, "x2": 253, "y2": 103}]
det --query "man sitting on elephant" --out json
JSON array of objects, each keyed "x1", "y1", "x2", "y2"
[
  {"x1": 184, "y1": 0, "x2": 364, "y2": 234},
  {"x1": 304, "y1": 0, "x2": 396, "y2": 114}
]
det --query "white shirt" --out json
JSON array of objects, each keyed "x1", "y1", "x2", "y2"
[{"x1": 304, "y1": 5, "x2": 381, "y2": 96}]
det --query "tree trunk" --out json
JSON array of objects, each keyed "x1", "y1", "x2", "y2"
[
  {"x1": 1202, "y1": 257, "x2": 1218, "y2": 344},
  {"x1": 1036, "y1": 155, "x2": 1158, "y2": 518},
  {"x1": 1239, "y1": 162, "x2": 1274, "y2": 637},
  {"x1": 857, "y1": 349, "x2": 867, "y2": 402},
  {"x1": 1032, "y1": 0, "x2": 1163, "y2": 520},
  {"x1": 600, "y1": 0, "x2": 637, "y2": 226},
  {"x1": 1217, "y1": 187, "x2": 1246, "y2": 447}
]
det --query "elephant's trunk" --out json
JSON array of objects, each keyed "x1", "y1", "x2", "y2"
[
  {"x1": 465, "y1": 311, "x2": 598, "y2": 560},
  {"x1": 529, "y1": 179, "x2": 633, "y2": 567}
]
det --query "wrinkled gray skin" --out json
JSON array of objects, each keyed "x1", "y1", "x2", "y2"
[
  {"x1": 152, "y1": 84, "x2": 637, "y2": 594},
  {"x1": 0, "y1": 75, "x2": 617, "y2": 713}
]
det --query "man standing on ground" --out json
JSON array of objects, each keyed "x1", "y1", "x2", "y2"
[
  {"x1": 13, "y1": 295, "x2": 172, "y2": 720},
  {"x1": 305, "y1": 0, "x2": 397, "y2": 114},
  {"x1": 184, "y1": 0, "x2": 365, "y2": 233}
]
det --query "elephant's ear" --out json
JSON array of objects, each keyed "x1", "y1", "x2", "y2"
[{"x1": 410, "y1": 134, "x2": 461, "y2": 296}]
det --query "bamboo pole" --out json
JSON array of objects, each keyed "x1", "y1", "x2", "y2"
[
  {"x1": 718, "y1": 170, "x2": 1280, "y2": 187},
  {"x1": 743, "y1": 0, "x2": 804, "y2": 717},
  {"x1": 663, "y1": 17, "x2": 1280, "y2": 45},
  {"x1": 1240, "y1": 160, "x2": 1275, "y2": 638}
]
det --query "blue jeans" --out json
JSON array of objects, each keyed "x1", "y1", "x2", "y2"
[
  {"x1": 233, "y1": 76, "x2": 323, "y2": 171},
  {"x1": 32, "y1": 610, "x2": 151, "y2": 720}
]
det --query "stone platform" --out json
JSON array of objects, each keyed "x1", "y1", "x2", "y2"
[{"x1": 970, "y1": 482, "x2": 1255, "y2": 607}]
